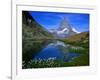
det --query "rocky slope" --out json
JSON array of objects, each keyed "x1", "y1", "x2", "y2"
[
  {"x1": 22, "y1": 11, "x2": 53, "y2": 40},
  {"x1": 66, "y1": 32, "x2": 89, "y2": 42},
  {"x1": 62, "y1": 31, "x2": 89, "y2": 48}
]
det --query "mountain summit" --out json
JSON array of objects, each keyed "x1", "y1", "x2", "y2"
[
  {"x1": 58, "y1": 16, "x2": 72, "y2": 31},
  {"x1": 50, "y1": 16, "x2": 78, "y2": 38}
]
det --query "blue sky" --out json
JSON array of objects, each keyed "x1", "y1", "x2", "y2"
[{"x1": 29, "y1": 11, "x2": 89, "y2": 32}]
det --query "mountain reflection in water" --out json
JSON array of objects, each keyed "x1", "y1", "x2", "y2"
[{"x1": 31, "y1": 40, "x2": 80, "y2": 62}]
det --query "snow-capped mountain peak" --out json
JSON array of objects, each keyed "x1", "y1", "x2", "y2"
[{"x1": 49, "y1": 16, "x2": 77, "y2": 38}]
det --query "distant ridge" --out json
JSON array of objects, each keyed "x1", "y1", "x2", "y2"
[{"x1": 66, "y1": 32, "x2": 89, "y2": 42}]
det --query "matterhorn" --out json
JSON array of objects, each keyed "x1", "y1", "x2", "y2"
[{"x1": 49, "y1": 16, "x2": 79, "y2": 38}]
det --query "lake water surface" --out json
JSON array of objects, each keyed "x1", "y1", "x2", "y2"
[{"x1": 32, "y1": 40, "x2": 80, "y2": 62}]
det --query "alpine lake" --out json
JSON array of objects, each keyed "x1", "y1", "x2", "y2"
[{"x1": 22, "y1": 39, "x2": 89, "y2": 69}]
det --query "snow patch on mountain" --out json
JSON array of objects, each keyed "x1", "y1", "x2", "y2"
[
  {"x1": 72, "y1": 28, "x2": 80, "y2": 34},
  {"x1": 57, "y1": 28, "x2": 69, "y2": 34}
]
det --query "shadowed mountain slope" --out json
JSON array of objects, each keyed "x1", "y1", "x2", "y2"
[{"x1": 22, "y1": 11, "x2": 53, "y2": 40}]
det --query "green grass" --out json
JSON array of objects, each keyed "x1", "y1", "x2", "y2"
[
  {"x1": 59, "y1": 39, "x2": 89, "y2": 48},
  {"x1": 67, "y1": 53, "x2": 89, "y2": 66},
  {"x1": 23, "y1": 58, "x2": 65, "y2": 68},
  {"x1": 69, "y1": 47, "x2": 88, "y2": 54},
  {"x1": 23, "y1": 53, "x2": 89, "y2": 69}
]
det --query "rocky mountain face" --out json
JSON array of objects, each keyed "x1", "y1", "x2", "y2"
[
  {"x1": 49, "y1": 17, "x2": 77, "y2": 38},
  {"x1": 22, "y1": 11, "x2": 53, "y2": 40}
]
